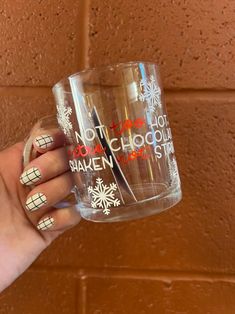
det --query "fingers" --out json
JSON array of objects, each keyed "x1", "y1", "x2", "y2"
[
  {"x1": 20, "y1": 129, "x2": 81, "y2": 233},
  {"x1": 20, "y1": 147, "x2": 70, "y2": 186},
  {"x1": 37, "y1": 206, "x2": 81, "y2": 232},
  {"x1": 20, "y1": 130, "x2": 70, "y2": 187},
  {"x1": 24, "y1": 172, "x2": 81, "y2": 233},
  {"x1": 25, "y1": 172, "x2": 81, "y2": 232},
  {"x1": 33, "y1": 130, "x2": 66, "y2": 153},
  {"x1": 25, "y1": 172, "x2": 73, "y2": 213}
]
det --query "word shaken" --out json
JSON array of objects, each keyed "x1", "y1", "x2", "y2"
[{"x1": 69, "y1": 155, "x2": 113, "y2": 172}]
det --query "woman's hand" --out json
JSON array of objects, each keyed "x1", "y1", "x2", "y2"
[{"x1": 0, "y1": 133, "x2": 81, "y2": 292}]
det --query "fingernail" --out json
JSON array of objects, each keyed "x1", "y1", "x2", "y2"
[
  {"x1": 37, "y1": 217, "x2": 54, "y2": 231},
  {"x1": 26, "y1": 193, "x2": 47, "y2": 212},
  {"x1": 20, "y1": 167, "x2": 41, "y2": 186},
  {"x1": 34, "y1": 134, "x2": 54, "y2": 149}
]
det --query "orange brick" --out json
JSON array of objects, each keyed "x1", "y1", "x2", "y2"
[
  {"x1": 0, "y1": 270, "x2": 78, "y2": 314},
  {"x1": 0, "y1": 1, "x2": 80, "y2": 86},
  {"x1": 88, "y1": 0, "x2": 235, "y2": 89},
  {"x1": 0, "y1": 88, "x2": 55, "y2": 149},
  {"x1": 84, "y1": 276, "x2": 235, "y2": 314},
  {"x1": 36, "y1": 92, "x2": 235, "y2": 273}
]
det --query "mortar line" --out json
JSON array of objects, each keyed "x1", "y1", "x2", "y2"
[
  {"x1": 166, "y1": 88, "x2": 235, "y2": 94},
  {"x1": 75, "y1": 272, "x2": 87, "y2": 314},
  {"x1": 0, "y1": 86, "x2": 235, "y2": 95},
  {"x1": 30, "y1": 267, "x2": 235, "y2": 283},
  {"x1": 76, "y1": 0, "x2": 90, "y2": 70},
  {"x1": 0, "y1": 86, "x2": 52, "y2": 97},
  {"x1": 81, "y1": 277, "x2": 87, "y2": 314},
  {"x1": 74, "y1": 278, "x2": 80, "y2": 314}
]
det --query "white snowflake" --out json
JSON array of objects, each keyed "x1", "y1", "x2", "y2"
[
  {"x1": 56, "y1": 100, "x2": 73, "y2": 136},
  {"x1": 139, "y1": 75, "x2": 162, "y2": 112},
  {"x1": 169, "y1": 159, "x2": 179, "y2": 184},
  {"x1": 88, "y1": 178, "x2": 121, "y2": 215}
]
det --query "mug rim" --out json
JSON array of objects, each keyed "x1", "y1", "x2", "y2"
[{"x1": 52, "y1": 60, "x2": 159, "y2": 93}]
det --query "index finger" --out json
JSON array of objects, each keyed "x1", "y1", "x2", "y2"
[{"x1": 33, "y1": 129, "x2": 66, "y2": 153}]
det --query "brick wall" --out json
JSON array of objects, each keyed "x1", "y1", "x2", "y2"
[{"x1": 0, "y1": 1, "x2": 235, "y2": 313}]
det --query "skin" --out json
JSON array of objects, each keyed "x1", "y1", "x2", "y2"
[{"x1": 0, "y1": 135, "x2": 81, "y2": 292}]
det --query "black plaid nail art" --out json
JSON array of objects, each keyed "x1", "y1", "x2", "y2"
[
  {"x1": 37, "y1": 217, "x2": 54, "y2": 231},
  {"x1": 35, "y1": 135, "x2": 54, "y2": 149},
  {"x1": 20, "y1": 167, "x2": 41, "y2": 186},
  {"x1": 26, "y1": 193, "x2": 47, "y2": 212}
]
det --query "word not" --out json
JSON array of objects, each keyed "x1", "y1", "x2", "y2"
[
  {"x1": 109, "y1": 117, "x2": 145, "y2": 135},
  {"x1": 75, "y1": 126, "x2": 106, "y2": 144},
  {"x1": 69, "y1": 155, "x2": 113, "y2": 172}
]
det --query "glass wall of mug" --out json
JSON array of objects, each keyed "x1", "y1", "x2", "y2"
[{"x1": 52, "y1": 62, "x2": 182, "y2": 222}]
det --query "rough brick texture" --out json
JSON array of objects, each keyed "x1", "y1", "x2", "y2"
[
  {"x1": 0, "y1": 88, "x2": 54, "y2": 149},
  {"x1": 0, "y1": 0, "x2": 235, "y2": 313},
  {"x1": 84, "y1": 276, "x2": 235, "y2": 314},
  {"x1": 0, "y1": 271, "x2": 78, "y2": 314},
  {"x1": 89, "y1": 0, "x2": 235, "y2": 89},
  {"x1": 0, "y1": 1, "x2": 80, "y2": 86}
]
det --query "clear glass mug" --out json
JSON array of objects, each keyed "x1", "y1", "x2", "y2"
[{"x1": 23, "y1": 61, "x2": 182, "y2": 222}]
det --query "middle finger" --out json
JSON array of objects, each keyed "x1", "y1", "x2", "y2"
[{"x1": 20, "y1": 147, "x2": 70, "y2": 186}]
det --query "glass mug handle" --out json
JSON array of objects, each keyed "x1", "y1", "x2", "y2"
[{"x1": 22, "y1": 115, "x2": 78, "y2": 209}]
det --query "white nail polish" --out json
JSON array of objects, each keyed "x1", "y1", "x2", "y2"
[
  {"x1": 34, "y1": 135, "x2": 54, "y2": 149},
  {"x1": 20, "y1": 167, "x2": 41, "y2": 186},
  {"x1": 26, "y1": 193, "x2": 47, "y2": 212},
  {"x1": 37, "y1": 217, "x2": 54, "y2": 231}
]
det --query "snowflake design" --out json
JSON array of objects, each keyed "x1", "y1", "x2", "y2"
[
  {"x1": 169, "y1": 159, "x2": 179, "y2": 184},
  {"x1": 139, "y1": 75, "x2": 162, "y2": 112},
  {"x1": 56, "y1": 100, "x2": 72, "y2": 136},
  {"x1": 88, "y1": 178, "x2": 121, "y2": 215}
]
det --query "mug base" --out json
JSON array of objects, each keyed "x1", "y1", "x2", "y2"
[{"x1": 79, "y1": 184, "x2": 182, "y2": 223}]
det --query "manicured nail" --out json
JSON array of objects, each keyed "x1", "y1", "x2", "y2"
[
  {"x1": 26, "y1": 193, "x2": 47, "y2": 212},
  {"x1": 34, "y1": 134, "x2": 54, "y2": 149},
  {"x1": 37, "y1": 217, "x2": 54, "y2": 231},
  {"x1": 20, "y1": 167, "x2": 41, "y2": 186}
]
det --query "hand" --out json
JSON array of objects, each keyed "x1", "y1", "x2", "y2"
[{"x1": 0, "y1": 133, "x2": 81, "y2": 292}]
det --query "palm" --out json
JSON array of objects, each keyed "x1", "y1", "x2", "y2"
[{"x1": 0, "y1": 143, "x2": 58, "y2": 290}]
